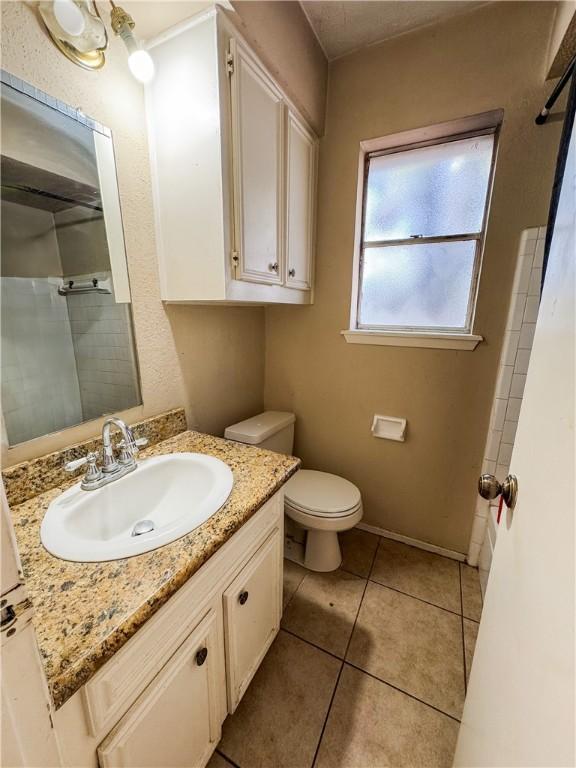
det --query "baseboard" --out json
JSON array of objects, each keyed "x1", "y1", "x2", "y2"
[{"x1": 356, "y1": 522, "x2": 466, "y2": 562}]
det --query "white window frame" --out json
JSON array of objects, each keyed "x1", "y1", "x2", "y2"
[{"x1": 343, "y1": 110, "x2": 503, "y2": 350}]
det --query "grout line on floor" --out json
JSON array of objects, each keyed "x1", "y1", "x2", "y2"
[
  {"x1": 339, "y1": 564, "x2": 372, "y2": 580},
  {"x1": 367, "y1": 576, "x2": 463, "y2": 618},
  {"x1": 215, "y1": 747, "x2": 241, "y2": 768},
  {"x1": 269, "y1": 626, "x2": 465, "y2": 727},
  {"x1": 283, "y1": 569, "x2": 309, "y2": 613},
  {"x1": 459, "y1": 563, "x2": 468, "y2": 694},
  {"x1": 366, "y1": 534, "x2": 380, "y2": 582},
  {"x1": 343, "y1": 661, "x2": 462, "y2": 724},
  {"x1": 310, "y1": 660, "x2": 344, "y2": 768},
  {"x1": 310, "y1": 539, "x2": 381, "y2": 768},
  {"x1": 281, "y1": 626, "x2": 345, "y2": 663}
]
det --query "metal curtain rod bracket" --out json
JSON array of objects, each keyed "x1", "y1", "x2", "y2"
[
  {"x1": 536, "y1": 52, "x2": 576, "y2": 125},
  {"x1": 58, "y1": 277, "x2": 112, "y2": 296}
]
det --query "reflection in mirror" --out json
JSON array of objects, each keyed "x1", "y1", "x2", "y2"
[{"x1": 1, "y1": 73, "x2": 142, "y2": 446}]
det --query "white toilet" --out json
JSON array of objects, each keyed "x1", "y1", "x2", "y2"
[{"x1": 224, "y1": 411, "x2": 363, "y2": 572}]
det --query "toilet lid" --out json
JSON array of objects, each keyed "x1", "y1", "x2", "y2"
[{"x1": 284, "y1": 470, "x2": 361, "y2": 515}]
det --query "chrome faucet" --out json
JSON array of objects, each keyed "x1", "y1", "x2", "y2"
[{"x1": 65, "y1": 417, "x2": 148, "y2": 490}]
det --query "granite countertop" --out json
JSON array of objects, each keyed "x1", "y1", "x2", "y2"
[{"x1": 9, "y1": 430, "x2": 299, "y2": 710}]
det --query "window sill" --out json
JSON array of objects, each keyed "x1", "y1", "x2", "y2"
[{"x1": 341, "y1": 329, "x2": 483, "y2": 350}]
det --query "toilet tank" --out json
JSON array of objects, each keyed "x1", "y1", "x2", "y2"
[{"x1": 224, "y1": 411, "x2": 295, "y2": 454}]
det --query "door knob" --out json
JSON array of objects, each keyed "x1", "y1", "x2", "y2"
[
  {"x1": 195, "y1": 647, "x2": 208, "y2": 666},
  {"x1": 288, "y1": 268, "x2": 296, "y2": 278},
  {"x1": 478, "y1": 473, "x2": 518, "y2": 510},
  {"x1": 238, "y1": 590, "x2": 249, "y2": 605},
  {"x1": 268, "y1": 262, "x2": 279, "y2": 273}
]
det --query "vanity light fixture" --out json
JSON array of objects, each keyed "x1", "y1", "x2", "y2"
[
  {"x1": 38, "y1": 0, "x2": 108, "y2": 70},
  {"x1": 37, "y1": 0, "x2": 154, "y2": 83},
  {"x1": 109, "y1": 1, "x2": 155, "y2": 84}
]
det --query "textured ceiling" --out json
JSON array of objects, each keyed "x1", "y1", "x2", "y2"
[{"x1": 301, "y1": 1, "x2": 487, "y2": 60}]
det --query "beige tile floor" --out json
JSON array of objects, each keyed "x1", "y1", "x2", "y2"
[{"x1": 210, "y1": 531, "x2": 483, "y2": 768}]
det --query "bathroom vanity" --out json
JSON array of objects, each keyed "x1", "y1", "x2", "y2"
[
  {"x1": 4, "y1": 412, "x2": 300, "y2": 768},
  {"x1": 58, "y1": 490, "x2": 284, "y2": 768}
]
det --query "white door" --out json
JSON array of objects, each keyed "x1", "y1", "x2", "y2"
[
  {"x1": 98, "y1": 609, "x2": 222, "y2": 768},
  {"x1": 1, "y1": 486, "x2": 62, "y2": 767},
  {"x1": 454, "y1": 122, "x2": 575, "y2": 765},
  {"x1": 223, "y1": 528, "x2": 282, "y2": 712},
  {"x1": 229, "y1": 38, "x2": 284, "y2": 285},
  {"x1": 285, "y1": 110, "x2": 316, "y2": 290}
]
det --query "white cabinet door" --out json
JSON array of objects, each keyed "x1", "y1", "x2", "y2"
[
  {"x1": 98, "y1": 609, "x2": 222, "y2": 768},
  {"x1": 285, "y1": 110, "x2": 316, "y2": 290},
  {"x1": 229, "y1": 38, "x2": 284, "y2": 285},
  {"x1": 223, "y1": 528, "x2": 282, "y2": 712}
]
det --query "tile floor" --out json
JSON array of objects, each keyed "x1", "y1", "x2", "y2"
[{"x1": 210, "y1": 530, "x2": 483, "y2": 768}]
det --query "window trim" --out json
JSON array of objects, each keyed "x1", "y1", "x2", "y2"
[{"x1": 345, "y1": 110, "x2": 503, "y2": 349}]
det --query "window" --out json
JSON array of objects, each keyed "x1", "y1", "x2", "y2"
[{"x1": 347, "y1": 116, "x2": 499, "y2": 348}]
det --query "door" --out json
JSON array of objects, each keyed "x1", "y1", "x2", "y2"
[
  {"x1": 98, "y1": 609, "x2": 222, "y2": 768},
  {"x1": 285, "y1": 110, "x2": 316, "y2": 290},
  {"x1": 454, "y1": 120, "x2": 575, "y2": 763},
  {"x1": 229, "y1": 38, "x2": 284, "y2": 285},
  {"x1": 1, "y1": 486, "x2": 62, "y2": 767},
  {"x1": 223, "y1": 528, "x2": 282, "y2": 712}
]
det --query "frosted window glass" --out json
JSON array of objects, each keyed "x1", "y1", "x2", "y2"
[
  {"x1": 358, "y1": 241, "x2": 476, "y2": 330},
  {"x1": 364, "y1": 135, "x2": 494, "y2": 241}
]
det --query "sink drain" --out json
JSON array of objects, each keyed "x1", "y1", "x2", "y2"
[{"x1": 131, "y1": 520, "x2": 155, "y2": 537}]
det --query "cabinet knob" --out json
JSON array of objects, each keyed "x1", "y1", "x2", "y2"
[
  {"x1": 195, "y1": 647, "x2": 208, "y2": 666},
  {"x1": 268, "y1": 262, "x2": 279, "y2": 273},
  {"x1": 288, "y1": 268, "x2": 296, "y2": 278},
  {"x1": 238, "y1": 590, "x2": 249, "y2": 605}
]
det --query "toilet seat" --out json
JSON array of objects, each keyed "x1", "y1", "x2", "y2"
[
  {"x1": 284, "y1": 470, "x2": 361, "y2": 517},
  {"x1": 285, "y1": 497, "x2": 363, "y2": 519}
]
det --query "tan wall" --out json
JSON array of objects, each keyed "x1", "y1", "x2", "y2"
[
  {"x1": 264, "y1": 2, "x2": 562, "y2": 553},
  {"x1": 168, "y1": 305, "x2": 265, "y2": 436}
]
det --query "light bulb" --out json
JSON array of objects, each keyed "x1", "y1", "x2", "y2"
[
  {"x1": 53, "y1": 0, "x2": 85, "y2": 37},
  {"x1": 128, "y1": 49, "x2": 155, "y2": 84}
]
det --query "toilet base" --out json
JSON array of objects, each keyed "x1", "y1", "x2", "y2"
[{"x1": 304, "y1": 529, "x2": 342, "y2": 572}]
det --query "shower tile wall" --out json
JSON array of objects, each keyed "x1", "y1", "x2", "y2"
[
  {"x1": 1, "y1": 277, "x2": 82, "y2": 444},
  {"x1": 468, "y1": 226, "x2": 545, "y2": 594},
  {"x1": 66, "y1": 274, "x2": 141, "y2": 422}
]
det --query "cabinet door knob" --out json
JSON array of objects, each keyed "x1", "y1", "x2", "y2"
[
  {"x1": 238, "y1": 590, "x2": 249, "y2": 605},
  {"x1": 288, "y1": 268, "x2": 296, "y2": 278},
  {"x1": 195, "y1": 647, "x2": 208, "y2": 666},
  {"x1": 268, "y1": 262, "x2": 279, "y2": 273}
]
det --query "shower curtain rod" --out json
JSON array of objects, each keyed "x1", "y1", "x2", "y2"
[{"x1": 536, "y1": 52, "x2": 576, "y2": 125}]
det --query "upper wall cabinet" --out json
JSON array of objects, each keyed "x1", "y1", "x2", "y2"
[{"x1": 146, "y1": 8, "x2": 318, "y2": 305}]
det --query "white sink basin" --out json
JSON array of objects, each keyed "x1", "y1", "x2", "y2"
[{"x1": 41, "y1": 453, "x2": 234, "y2": 562}]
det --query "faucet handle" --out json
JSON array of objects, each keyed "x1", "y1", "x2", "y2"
[
  {"x1": 116, "y1": 436, "x2": 148, "y2": 465},
  {"x1": 65, "y1": 452, "x2": 99, "y2": 473},
  {"x1": 65, "y1": 452, "x2": 102, "y2": 489}
]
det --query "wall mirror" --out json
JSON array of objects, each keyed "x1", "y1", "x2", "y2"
[{"x1": 1, "y1": 71, "x2": 142, "y2": 446}]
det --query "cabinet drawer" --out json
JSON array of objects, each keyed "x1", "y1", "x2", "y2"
[
  {"x1": 223, "y1": 527, "x2": 282, "y2": 712},
  {"x1": 97, "y1": 608, "x2": 222, "y2": 768}
]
